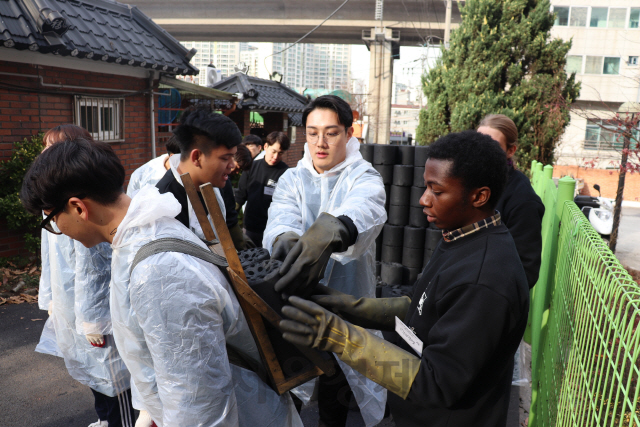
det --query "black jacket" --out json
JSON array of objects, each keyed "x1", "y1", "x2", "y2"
[
  {"x1": 495, "y1": 167, "x2": 545, "y2": 288},
  {"x1": 235, "y1": 159, "x2": 288, "y2": 234},
  {"x1": 388, "y1": 224, "x2": 529, "y2": 427}
]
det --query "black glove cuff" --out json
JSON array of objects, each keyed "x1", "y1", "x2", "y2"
[{"x1": 337, "y1": 215, "x2": 358, "y2": 247}]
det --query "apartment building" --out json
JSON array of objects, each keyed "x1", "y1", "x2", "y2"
[
  {"x1": 551, "y1": 2, "x2": 640, "y2": 167},
  {"x1": 179, "y1": 41, "x2": 250, "y2": 85}
]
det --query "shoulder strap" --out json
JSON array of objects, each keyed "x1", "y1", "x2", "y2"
[{"x1": 129, "y1": 237, "x2": 227, "y2": 277}]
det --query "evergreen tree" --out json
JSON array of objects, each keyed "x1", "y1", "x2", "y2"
[{"x1": 416, "y1": 0, "x2": 580, "y2": 169}]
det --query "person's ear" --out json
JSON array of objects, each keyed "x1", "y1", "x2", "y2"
[
  {"x1": 346, "y1": 126, "x2": 354, "y2": 139},
  {"x1": 189, "y1": 148, "x2": 202, "y2": 167},
  {"x1": 67, "y1": 198, "x2": 89, "y2": 221},
  {"x1": 506, "y1": 144, "x2": 517, "y2": 160},
  {"x1": 469, "y1": 186, "x2": 491, "y2": 209}
]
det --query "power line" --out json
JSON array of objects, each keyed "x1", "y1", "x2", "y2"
[{"x1": 263, "y1": 0, "x2": 352, "y2": 76}]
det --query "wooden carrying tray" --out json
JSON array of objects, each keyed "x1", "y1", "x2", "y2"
[{"x1": 180, "y1": 173, "x2": 335, "y2": 395}]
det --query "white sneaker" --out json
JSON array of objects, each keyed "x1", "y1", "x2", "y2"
[{"x1": 88, "y1": 420, "x2": 108, "y2": 427}]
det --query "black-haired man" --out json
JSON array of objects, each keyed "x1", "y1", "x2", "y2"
[
  {"x1": 236, "y1": 131, "x2": 290, "y2": 247},
  {"x1": 279, "y1": 130, "x2": 530, "y2": 427},
  {"x1": 263, "y1": 95, "x2": 388, "y2": 426},
  {"x1": 242, "y1": 134, "x2": 264, "y2": 159},
  {"x1": 156, "y1": 109, "x2": 247, "y2": 246},
  {"x1": 20, "y1": 138, "x2": 302, "y2": 427}
]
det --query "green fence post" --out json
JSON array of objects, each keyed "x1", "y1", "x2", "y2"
[
  {"x1": 529, "y1": 174, "x2": 575, "y2": 427},
  {"x1": 524, "y1": 161, "x2": 541, "y2": 344}
]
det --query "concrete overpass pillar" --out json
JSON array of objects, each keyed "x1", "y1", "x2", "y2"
[{"x1": 363, "y1": 28, "x2": 399, "y2": 145}]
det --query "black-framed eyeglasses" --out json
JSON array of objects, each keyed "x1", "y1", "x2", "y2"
[{"x1": 40, "y1": 195, "x2": 85, "y2": 235}]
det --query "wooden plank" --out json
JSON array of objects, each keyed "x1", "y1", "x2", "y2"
[
  {"x1": 180, "y1": 173, "x2": 217, "y2": 242},
  {"x1": 199, "y1": 183, "x2": 287, "y2": 389}
]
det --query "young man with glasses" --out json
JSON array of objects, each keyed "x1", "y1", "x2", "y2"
[
  {"x1": 263, "y1": 95, "x2": 388, "y2": 427},
  {"x1": 23, "y1": 138, "x2": 302, "y2": 427}
]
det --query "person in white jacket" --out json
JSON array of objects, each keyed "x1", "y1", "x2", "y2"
[
  {"x1": 264, "y1": 95, "x2": 388, "y2": 427},
  {"x1": 126, "y1": 136, "x2": 180, "y2": 197},
  {"x1": 22, "y1": 137, "x2": 302, "y2": 427},
  {"x1": 36, "y1": 124, "x2": 134, "y2": 427}
]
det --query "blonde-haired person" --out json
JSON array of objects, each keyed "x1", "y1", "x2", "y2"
[
  {"x1": 478, "y1": 114, "x2": 545, "y2": 289},
  {"x1": 38, "y1": 124, "x2": 135, "y2": 427}
]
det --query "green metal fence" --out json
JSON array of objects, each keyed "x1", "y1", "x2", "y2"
[{"x1": 528, "y1": 162, "x2": 640, "y2": 427}]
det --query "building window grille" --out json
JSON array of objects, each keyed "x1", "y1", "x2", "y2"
[
  {"x1": 585, "y1": 120, "x2": 639, "y2": 151},
  {"x1": 75, "y1": 97, "x2": 124, "y2": 142}
]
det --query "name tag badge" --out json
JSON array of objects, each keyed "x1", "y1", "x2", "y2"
[
  {"x1": 395, "y1": 316, "x2": 423, "y2": 357},
  {"x1": 264, "y1": 186, "x2": 275, "y2": 196}
]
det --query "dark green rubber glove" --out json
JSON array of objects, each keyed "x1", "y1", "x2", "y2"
[
  {"x1": 274, "y1": 213, "x2": 351, "y2": 298},
  {"x1": 311, "y1": 285, "x2": 411, "y2": 331},
  {"x1": 270, "y1": 231, "x2": 301, "y2": 261},
  {"x1": 280, "y1": 296, "x2": 421, "y2": 399}
]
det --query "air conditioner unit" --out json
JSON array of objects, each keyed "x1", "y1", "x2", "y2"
[{"x1": 206, "y1": 65, "x2": 223, "y2": 87}]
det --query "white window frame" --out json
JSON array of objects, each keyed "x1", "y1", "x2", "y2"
[
  {"x1": 74, "y1": 96, "x2": 125, "y2": 143},
  {"x1": 582, "y1": 55, "x2": 621, "y2": 75}
]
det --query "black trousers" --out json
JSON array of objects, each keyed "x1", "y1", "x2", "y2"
[
  {"x1": 244, "y1": 229, "x2": 264, "y2": 248},
  {"x1": 91, "y1": 388, "x2": 136, "y2": 427},
  {"x1": 317, "y1": 360, "x2": 354, "y2": 427}
]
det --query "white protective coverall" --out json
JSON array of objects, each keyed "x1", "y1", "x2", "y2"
[
  {"x1": 36, "y1": 229, "x2": 131, "y2": 397},
  {"x1": 263, "y1": 136, "x2": 388, "y2": 427},
  {"x1": 126, "y1": 154, "x2": 169, "y2": 197},
  {"x1": 109, "y1": 186, "x2": 302, "y2": 427}
]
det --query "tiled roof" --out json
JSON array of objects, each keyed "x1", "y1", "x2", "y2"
[
  {"x1": 0, "y1": 0, "x2": 197, "y2": 75},
  {"x1": 212, "y1": 72, "x2": 309, "y2": 113}
]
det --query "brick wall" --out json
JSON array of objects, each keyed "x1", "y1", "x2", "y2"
[
  {"x1": 281, "y1": 126, "x2": 306, "y2": 167},
  {"x1": 0, "y1": 60, "x2": 158, "y2": 257},
  {"x1": 554, "y1": 165, "x2": 640, "y2": 202}
]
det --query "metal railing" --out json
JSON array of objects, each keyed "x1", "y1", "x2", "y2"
[{"x1": 528, "y1": 162, "x2": 640, "y2": 427}]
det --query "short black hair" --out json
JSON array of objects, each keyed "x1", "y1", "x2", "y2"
[
  {"x1": 165, "y1": 134, "x2": 181, "y2": 154},
  {"x1": 173, "y1": 108, "x2": 242, "y2": 161},
  {"x1": 20, "y1": 138, "x2": 125, "y2": 215},
  {"x1": 302, "y1": 95, "x2": 353, "y2": 129},
  {"x1": 266, "y1": 131, "x2": 291, "y2": 151},
  {"x1": 242, "y1": 134, "x2": 263, "y2": 147},
  {"x1": 426, "y1": 130, "x2": 508, "y2": 208},
  {"x1": 234, "y1": 144, "x2": 253, "y2": 172}
]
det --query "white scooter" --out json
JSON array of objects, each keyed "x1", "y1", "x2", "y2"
[{"x1": 574, "y1": 184, "x2": 614, "y2": 237}]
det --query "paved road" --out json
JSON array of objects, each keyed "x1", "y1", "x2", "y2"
[
  {"x1": 0, "y1": 303, "x2": 96, "y2": 427},
  {"x1": 0, "y1": 302, "x2": 392, "y2": 427},
  {"x1": 616, "y1": 207, "x2": 640, "y2": 272}
]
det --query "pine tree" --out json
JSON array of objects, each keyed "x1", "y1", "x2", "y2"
[{"x1": 416, "y1": 0, "x2": 580, "y2": 169}]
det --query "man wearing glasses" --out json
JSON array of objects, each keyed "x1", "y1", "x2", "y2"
[{"x1": 264, "y1": 95, "x2": 387, "y2": 427}]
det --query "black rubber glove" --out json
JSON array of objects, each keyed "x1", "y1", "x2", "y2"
[
  {"x1": 280, "y1": 296, "x2": 421, "y2": 399},
  {"x1": 311, "y1": 285, "x2": 411, "y2": 331},
  {"x1": 270, "y1": 231, "x2": 301, "y2": 261},
  {"x1": 274, "y1": 213, "x2": 350, "y2": 298}
]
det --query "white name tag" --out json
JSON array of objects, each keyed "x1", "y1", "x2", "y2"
[
  {"x1": 395, "y1": 316, "x2": 423, "y2": 357},
  {"x1": 264, "y1": 186, "x2": 275, "y2": 196}
]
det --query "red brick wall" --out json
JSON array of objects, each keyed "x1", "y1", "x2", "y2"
[
  {"x1": 281, "y1": 126, "x2": 306, "y2": 166},
  {"x1": 554, "y1": 165, "x2": 640, "y2": 202},
  {"x1": 0, "y1": 60, "x2": 158, "y2": 257}
]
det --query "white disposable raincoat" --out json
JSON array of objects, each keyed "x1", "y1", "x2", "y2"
[
  {"x1": 36, "y1": 228, "x2": 130, "y2": 397},
  {"x1": 126, "y1": 154, "x2": 170, "y2": 197},
  {"x1": 110, "y1": 186, "x2": 301, "y2": 427},
  {"x1": 263, "y1": 136, "x2": 388, "y2": 426}
]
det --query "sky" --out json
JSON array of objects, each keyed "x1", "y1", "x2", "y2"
[{"x1": 349, "y1": 44, "x2": 442, "y2": 89}]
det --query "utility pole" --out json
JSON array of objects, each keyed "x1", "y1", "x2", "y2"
[
  {"x1": 363, "y1": 0, "x2": 400, "y2": 145},
  {"x1": 444, "y1": 0, "x2": 452, "y2": 48}
]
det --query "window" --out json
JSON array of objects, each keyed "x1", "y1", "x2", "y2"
[
  {"x1": 75, "y1": 97, "x2": 124, "y2": 142},
  {"x1": 630, "y1": 56, "x2": 639, "y2": 66},
  {"x1": 590, "y1": 7, "x2": 607, "y2": 27},
  {"x1": 603, "y1": 57, "x2": 620, "y2": 74},
  {"x1": 584, "y1": 56, "x2": 620, "y2": 75},
  {"x1": 554, "y1": 6, "x2": 569, "y2": 25},
  {"x1": 630, "y1": 8, "x2": 640, "y2": 28},
  {"x1": 566, "y1": 55, "x2": 583, "y2": 74},
  {"x1": 609, "y1": 8, "x2": 627, "y2": 28},
  {"x1": 585, "y1": 120, "x2": 640, "y2": 150},
  {"x1": 585, "y1": 56, "x2": 603, "y2": 74},
  {"x1": 570, "y1": 7, "x2": 587, "y2": 26}
]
